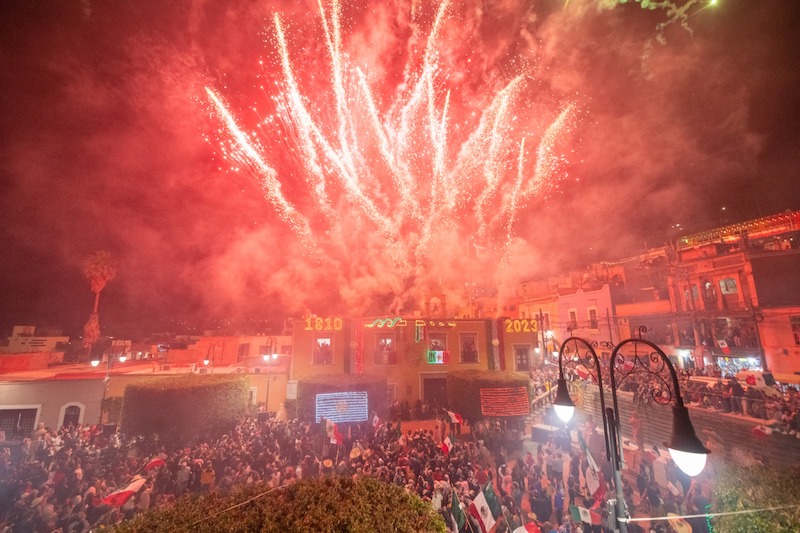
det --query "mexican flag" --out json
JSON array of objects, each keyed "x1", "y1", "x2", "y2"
[
  {"x1": 326, "y1": 419, "x2": 343, "y2": 445},
  {"x1": 717, "y1": 339, "x2": 731, "y2": 354},
  {"x1": 446, "y1": 410, "x2": 464, "y2": 424},
  {"x1": 569, "y1": 505, "x2": 602, "y2": 526},
  {"x1": 483, "y1": 481, "x2": 502, "y2": 519},
  {"x1": 102, "y1": 477, "x2": 146, "y2": 507},
  {"x1": 578, "y1": 432, "x2": 605, "y2": 499},
  {"x1": 143, "y1": 457, "x2": 166, "y2": 471},
  {"x1": 468, "y1": 491, "x2": 497, "y2": 533},
  {"x1": 441, "y1": 437, "x2": 453, "y2": 455},
  {"x1": 451, "y1": 491, "x2": 466, "y2": 532}
]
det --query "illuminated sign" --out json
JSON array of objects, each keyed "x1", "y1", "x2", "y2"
[
  {"x1": 315, "y1": 391, "x2": 369, "y2": 423},
  {"x1": 416, "y1": 319, "x2": 457, "y2": 328},
  {"x1": 365, "y1": 317, "x2": 407, "y2": 328},
  {"x1": 504, "y1": 318, "x2": 538, "y2": 333},
  {"x1": 304, "y1": 317, "x2": 344, "y2": 332}
]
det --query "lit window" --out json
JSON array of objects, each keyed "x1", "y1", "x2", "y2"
[
  {"x1": 375, "y1": 335, "x2": 396, "y2": 365},
  {"x1": 460, "y1": 333, "x2": 478, "y2": 363},
  {"x1": 719, "y1": 278, "x2": 738, "y2": 295},
  {"x1": 312, "y1": 337, "x2": 332, "y2": 365}
]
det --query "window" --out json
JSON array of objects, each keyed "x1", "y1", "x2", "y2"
[
  {"x1": 0, "y1": 408, "x2": 37, "y2": 439},
  {"x1": 719, "y1": 278, "x2": 738, "y2": 295},
  {"x1": 427, "y1": 333, "x2": 449, "y2": 364},
  {"x1": 683, "y1": 285, "x2": 699, "y2": 311},
  {"x1": 792, "y1": 316, "x2": 800, "y2": 346},
  {"x1": 374, "y1": 334, "x2": 396, "y2": 365},
  {"x1": 569, "y1": 309, "x2": 578, "y2": 330},
  {"x1": 701, "y1": 280, "x2": 717, "y2": 309},
  {"x1": 312, "y1": 337, "x2": 333, "y2": 365},
  {"x1": 514, "y1": 345, "x2": 530, "y2": 372},
  {"x1": 460, "y1": 333, "x2": 479, "y2": 363},
  {"x1": 588, "y1": 308, "x2": 599, "y2": 330},
  {"x1": 238, "y1": 343, "x2": 250, "y2": 362},
  {"x1": 542, "y1": 313, "x2": 551, "y2": 331}
]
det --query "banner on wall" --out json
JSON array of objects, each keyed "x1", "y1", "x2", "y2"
[
  {"x1": 315, "y1": 391, "x2": 369, "y2": 423},
  {"x1": 479, "y1": 386, "x2": 529, "y2": 417}
]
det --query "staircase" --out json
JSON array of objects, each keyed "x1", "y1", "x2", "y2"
[{"x1": 577, "y1": 385, "x2": 800, "y2": 468}]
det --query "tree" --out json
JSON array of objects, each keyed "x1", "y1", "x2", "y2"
[
  {"x1": 111, "y1": 477, "x2": 446, "y2": 533},
  {"x1": 713, "y1": 464, "x2": 800, "y2": 532},
  {"x1": 82, "y1": 250, "x2": 117, "y2": 350}
]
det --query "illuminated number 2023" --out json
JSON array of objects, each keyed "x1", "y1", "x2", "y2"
[
  {"x1": 304, "y1": 317, "x2": 344, "y2": 331},
  {"x1": 504, "y1": 319, "x2": 538, "y2": 333}
]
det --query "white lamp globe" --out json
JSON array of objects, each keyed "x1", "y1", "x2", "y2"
[
  {"x1": 669, "y1": 448, "x2": 707, "y2": 477},
  {"x1": 554, "y1": 404, "x2": 575, "y2": 423}
]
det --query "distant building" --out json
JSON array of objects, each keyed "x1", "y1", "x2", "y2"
[
  {"x1": 508, "y1": 209, "x2": 800, "y2": 377},
  {"x1": 0, "y1": 325, "x2": 69, "y2": 354}
]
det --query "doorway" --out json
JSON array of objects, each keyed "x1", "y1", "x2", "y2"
[{"x1": 422, "y1": 376, "x2": 448, "y2": 409}]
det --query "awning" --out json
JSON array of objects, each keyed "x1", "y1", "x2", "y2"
[{"x1": 772, "y1": 373, "x2": 800, "y2": 386}]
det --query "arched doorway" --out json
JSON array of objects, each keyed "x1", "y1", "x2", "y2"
[{"x1": 59, "y1": 403, "x2": 85, "y2": 429}]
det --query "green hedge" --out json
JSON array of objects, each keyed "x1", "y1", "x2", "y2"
[
  {"x1": 296, "y1": 374, "x2": 387, "y2": 423},
  {"x1": 119, "y1": 375, "x2": 248, "y2": 444},
  {"x1": 713, "y1": 464, "x2": 800, "y2": 532},
  {"x1": 101, "y1": 396, "x2": 124, "y2": 424},
  {"x1": 446, "y1": 370, "x2": 530, "y2": 422},
  {"x1": 111, "y1": 476, "x2": 445, "y2": 533}
]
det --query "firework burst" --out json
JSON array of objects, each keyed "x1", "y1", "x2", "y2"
[{"x1": 207, "y1": 0, "x2": 582, "y2": 314}]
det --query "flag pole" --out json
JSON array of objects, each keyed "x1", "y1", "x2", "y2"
[
  {"x1": 465, "y1": 513, "x2": 477, "y2": 533},
  {"x1": 451, "y1": 484, "x2": 476, "y2": 533},
  {"x1": 500, "y1": 506, "x2": 513, "y2": 530}
]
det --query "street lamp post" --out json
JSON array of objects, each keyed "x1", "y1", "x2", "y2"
[
  {"x1": 90, "y1": 338, "x2": 127, "y2": 424},
  {"x1": 263, "y1": 352, "x2": 278, "y2": 412},
  {"x1": 552, "y1": 335, "x2": 710, "y2": 532},
  {"x1": 203, "y1": 343, "x2": 215, "y2": 372},
  {"x1": 90, "y1": 339, "x2": 126, "y2": 381}
]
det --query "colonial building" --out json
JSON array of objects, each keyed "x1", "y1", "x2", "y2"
[{"x1": 289, "y1": 315, "x2": 539, "y2": 408}]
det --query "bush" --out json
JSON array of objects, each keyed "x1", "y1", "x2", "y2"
[
  {"x1": 111, "y1": 476, "x2": 446, "y2": 533},
  {"x1": 102, "y1": 396, "x2": 124, "y2": 424},
  {"x1": 713, "y1": 464, "x2": 800, "y2": 532},
  {"x1": 447, "y1": 370, "x2": 530, "y2": 423},
  {"x1": 119, "y1": 375, "x2": 248, "y2": 444},
  {"x1": 296, "y1": 374, "x2": 387, "y2": 422}
]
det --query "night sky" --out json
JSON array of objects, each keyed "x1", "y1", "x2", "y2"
[{"x1": 0, "y1": 0, "x2": 798, "y2": 338}]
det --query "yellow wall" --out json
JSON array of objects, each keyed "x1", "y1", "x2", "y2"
[{"x1": 290, "y1": 317, "x2": 500, "y2": 405}]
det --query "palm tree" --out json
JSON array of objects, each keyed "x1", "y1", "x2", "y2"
[{"x1": 82, "y1": 251, "x2": 117, "y2": 352}]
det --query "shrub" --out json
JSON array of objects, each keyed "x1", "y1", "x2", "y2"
[
  {"x1": 111, "y1": 476, "x2": 446, "y2": 533},
  {"x1": 119, "y1": 375, "x2": 248, "y2": 444},
  {"x1": 713, "y1": 464, "x2": 800, "y2": 532}
]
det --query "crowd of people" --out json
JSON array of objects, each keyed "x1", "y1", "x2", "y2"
[
  {"x1": 534, "y1": 355, "x2": 800, "y2": 435},
  {"x1": 0, "y1": 405, "x2": 666, "y2": 533},
  {"x1": 679, "y1": 374, "x2": 800, "y2": 434},
  {"x1": 5, "y1": 360, "x2": 783, "y2": 532}
]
